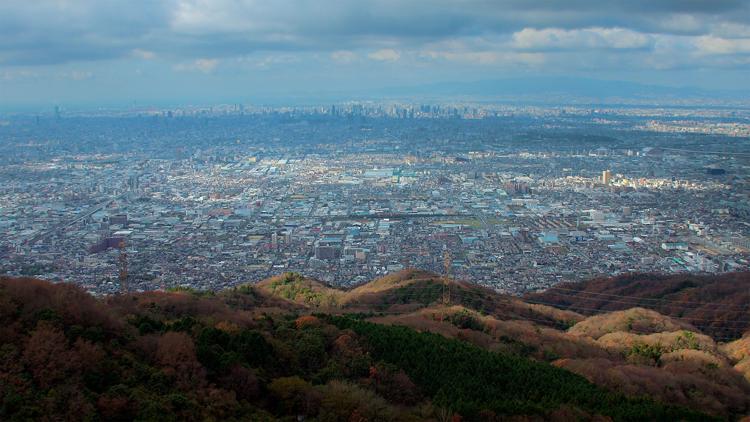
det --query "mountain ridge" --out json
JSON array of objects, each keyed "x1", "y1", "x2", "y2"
[
  {"x1": 1, "y1": 271, "x2": 749, "y2": 420},
  {"x1": 526, "y1": 272, "x2": 750, "y2": 340}
]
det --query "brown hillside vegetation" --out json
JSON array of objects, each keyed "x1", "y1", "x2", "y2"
[
  {"x1": 554, "y1": 357, "x2": 750, "y2": 418},
  {"x1": 527, "y1": 272, "x2": 750, "y2": 340},
  {"x1": 256, "y1": 269, "x2": 584, "y2": 329},
  {"x1": 596, "y1": 330, "x2": 717, "y2": 356},
  {"x1": 252, "y1": 268, "x2": 750, "y2": 415},
  {"x1": 255, "y1": 272, "x2": 344, "y2": 308},
  {"x1": 348, "y1": 268, "x2": 437, "y2": 294},
  {"x1": 3, "y1": 272, "x2": 750, "y2": 419},
  {"x1": 368, "y1": 304, "x2": 750, "y2": 418},
  {"x1": 563, "y1": 308, "x2": 750, "y2": 417},
  {"x1": 567, "y1": 307, "x2": 696, "y2": 339},
  {"x1": 1, "y1": 275, "x2": 714, "y2": 421},
  {"x1": 563, "y1": 310, "x2": 750, "y2": 418},
  {"x1": 369, "y1": 305, "x2": 610, "y2": 360},
  {"x1": 723, "y1": 335, "x2": 750, "y2": 383}
]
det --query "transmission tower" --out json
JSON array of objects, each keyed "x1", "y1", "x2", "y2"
[
  {"x1": 118, "y1": 240, "x2": 128, "y2": 294},
  {"x1": 442, "y1": 249, "x2": 452, "y2": 306}
]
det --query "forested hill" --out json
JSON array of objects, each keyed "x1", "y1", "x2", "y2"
[
  {"x1": 0, "y1": 275, "x2": 712, "y2": 421},
  {"x1": 526, "y1": 272, "x2": 750, "y2": 340}
]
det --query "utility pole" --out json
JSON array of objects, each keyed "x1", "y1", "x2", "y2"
[
  {"x1": 118, "y1": 240, "x2": 128, "y2": 294},
  {"x1": 442, "y1": 249, "x2": 452, "y2": 306}
]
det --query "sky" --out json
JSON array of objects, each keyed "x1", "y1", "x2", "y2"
[{"x1": 1, "y1": 0, "x2": 750, "y2": 108}]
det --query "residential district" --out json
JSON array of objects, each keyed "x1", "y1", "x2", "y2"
[{"x1": 1, "y1": 102, "x2": 748, "y2": 295}]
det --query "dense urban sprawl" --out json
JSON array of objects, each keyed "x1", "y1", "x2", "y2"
[{"x1": 1, "y1": 102, "x2": 748, "y2": 294}]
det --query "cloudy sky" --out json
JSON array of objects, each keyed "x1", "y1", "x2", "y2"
[{"x1": 1, "y1": 0, "x2": 749, "y2": 107}]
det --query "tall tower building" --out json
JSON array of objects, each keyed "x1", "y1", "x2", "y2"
[{"x1": 601, "y1": 170, "x2": 612, "y2": 185}]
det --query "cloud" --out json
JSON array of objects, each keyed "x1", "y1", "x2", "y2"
[
  {"x1": 418, "y1": 37, "x2": 546, "y2": 65},
  {"x1": 331, "y1": 50, "x2": 357, "y2": 63},
  {"x1": 0, "y1": 1, "x2": 172, "y2": 65},
  {"x1": 248, "y1": 54, "x2": 300, "y2": 69},
  {"x1": 0, "y1": 0, "x2": 748, "y2": 67},
  {"x1": 421, "y1": 50, "x2": 545, "y2": 66},
  {"x1": 368, "y1": 48, "x2": 400, "y2": 61},
  {"x1": 174, "y1": 58, "x2": 219, "y2": 73},
  {"x1": 512, "y1": 27, "x2": 653, "y2": 51},
  {"x1": 132, "y1": 49, "x2": 157, "y2": 60},
  {"x1": 654, "y1": 14, "x2": 706, "y2": 34},
  {"x1": 61, "y1": 70, "x2": 94, "y2": 80},
  {"x1": 694, "y1": 35, "x2": 750, "y2": 54},
  {"x1": 1, "y1": 0, "x2": 750, "y2": 96},
  {"x1": 0, "y1": 69, "x2": 38, "y2": 81},
  {"x1": 711, "y1": 23, "x2": 750, "y2": 38}
]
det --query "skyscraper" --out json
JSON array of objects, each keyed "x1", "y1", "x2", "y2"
[{"x1": 602, "y1": 170, "x2": 612, "y2": 185}]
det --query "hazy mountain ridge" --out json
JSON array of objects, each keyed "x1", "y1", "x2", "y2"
[
  {"x1": 526, "y1": 272, "x2": 750, "y2": 340},
  {"x1": 375, "y1": 77, "x2": 750, "y2": 104}
]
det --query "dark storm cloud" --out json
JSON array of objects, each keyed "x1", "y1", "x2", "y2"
[{"x1": 0, "y1": 0, "x2": 749, "y2": 65}]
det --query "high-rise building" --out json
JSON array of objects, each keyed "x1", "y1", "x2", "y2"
[
  {"x1": 601, "y1": 170, "x2": 612, "y2": 185},
  {"x1": 109, "y1": 214, "x2": 128, "y2": 226},
  {"x1": 315, "y1": 245, "x2": 341, "y2": 260}
]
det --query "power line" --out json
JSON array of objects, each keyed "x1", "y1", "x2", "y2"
[
  {"x1": 443, "y1": 250, "x2": 452, "y2": 307},
  {"x1": 319, "y1": 287, "x2": 750, "y2": 335},
  {"x1": 538, "y1": 285, "x2": 750, "y2": 310},
  {"x1": 343, "y1": 283, "x2": 750, "y2": 323},
  {"x1": 318, "y1": 294, "x2": 745, "y2": 342},
  {"x1": 522, "y1": 292, "x2": 750, "y2": 324},
  {"x1": 523, "y1": 297, "x2": 750, "y2": 327},
  {"x1": 118, "y1": 239, "x2": 128, "y2": 294},
  {"x1": 335, "y1": 278, "x2": 750, "y2": 310},
  {"x1": 286, "y1": 291, "x2": 741, "y2": 342},
  {"x1": 252, "y1": 278, "x2": 750, "y2": 337}
]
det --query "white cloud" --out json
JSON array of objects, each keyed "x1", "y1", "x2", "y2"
[
  {"x1": 132, "y1": 49, "x2": 156, "y2": 60},
  {"x1": 194, "y1": 58, "x2": 219, "y2": 72},
  {"x1": 0, "y1": 69, "x2": 38, "y2": 81},
  {"x1": 250, "y1": 54, "x2": 300, "y2": 69},
  {"x1": 420, "y1": 49, "x2": 545, "y2": 66},
  {"x1": 512, "y1": 27, "x2": 652, "y2": 50},
  {"x1": 331, "y1": 50, "x2": 357, "y2": 63},
  {"x1": 417, "y1": 35, "x2": 545, "y2": 66},
  {"x1": 710, "y1": 23, "x2": 750, "y2": 39},
  {"x1": 174, "y1": 58, "x2": 219, "y2": 73},
  {"x1": 655, "y1": 14, "x2": 706, "y2": 35},
  {"x1": 368, "y1": 48, "x2": 400, "y2": 61},
  {"x1": 694, "y1": 36, "x2": 750, "y2": 55},
  {"x1": 64, "y1": 70, "x2": 94, "y2": 80}
]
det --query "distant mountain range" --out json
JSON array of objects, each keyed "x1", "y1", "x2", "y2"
[
  {"x1": 373, "y1": 77, "x2": 750, "y2": 104},
  {"x1": 6, "y1": 76, "x2": 746, "y2": 112},
  {"x1": 1, "y1": 270, "x2": 748, "y2": 420},
  {"x1": 245, "y1": 76, "x2": 750, "y2": 107}
]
